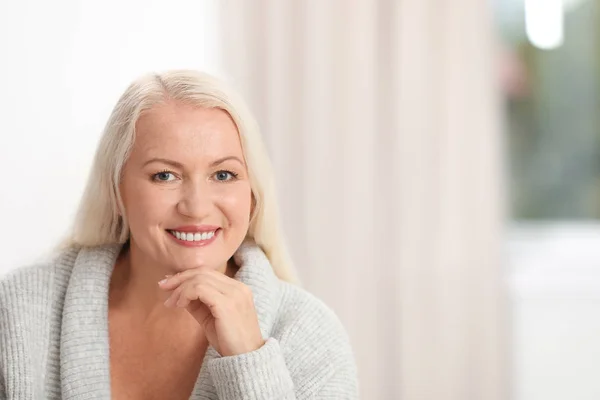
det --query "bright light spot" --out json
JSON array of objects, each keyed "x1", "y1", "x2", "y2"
[{"x1": 524, "y1": 0, "x2": 564, "y2": 50}]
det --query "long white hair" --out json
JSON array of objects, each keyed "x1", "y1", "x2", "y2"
[{"x1": 60, "y1": 70, "x2": 298, "y2": 283}]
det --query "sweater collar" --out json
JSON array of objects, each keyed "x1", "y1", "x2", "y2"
[{"x1": 59, "y1": 239, "x2": 282, "y2": 400}]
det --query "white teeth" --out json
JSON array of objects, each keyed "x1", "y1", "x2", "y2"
[{"x1": 170, "y1": 230, "x2": 216, "y2": 242}]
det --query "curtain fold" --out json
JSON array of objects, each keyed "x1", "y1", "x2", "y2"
[{"x1": 219, "y1": 1, "x2": 508, "y2": 398}]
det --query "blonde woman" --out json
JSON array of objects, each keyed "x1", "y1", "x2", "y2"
[{"x1": 0, "y1": 70, "x2": 358, "y2": 399}]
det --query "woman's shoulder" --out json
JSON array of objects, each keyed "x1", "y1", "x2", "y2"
[
  {"x1": 274, "y1": 281, "x2": 355, "y2": 357},
  {"x1": 0, "y1": 246, "x2": 79, "y2": 311},
  {"x1": 276, "y1": 282, "x2": 348, "y2": 334},
  {"x1": 269, "y1": 281, "x2": 358, "y2": 394}
]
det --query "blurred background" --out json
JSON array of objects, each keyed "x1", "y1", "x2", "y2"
[{"x1": 0, "y1": 0, "x2": 598, "y2": 399}]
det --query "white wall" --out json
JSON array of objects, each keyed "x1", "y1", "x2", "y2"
[
  {"x1": 0, "y1": 0, "x2": 219, "y2": 273},
  {"x1": 509, "y1": 223, "x2": 600, "y2": 400}
]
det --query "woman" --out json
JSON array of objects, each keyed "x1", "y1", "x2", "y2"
[{"x1": 0, "y1": 70, "x2": 358, "y2": 399}]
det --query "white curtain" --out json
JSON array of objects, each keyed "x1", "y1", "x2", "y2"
[{"x1": 218, "y1": 1, "x2": 508, "y2": 399}]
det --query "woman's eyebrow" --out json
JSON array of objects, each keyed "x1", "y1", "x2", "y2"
[
  {"x1": 210, "y1": 156, "x2": 245, "y2": 167},
  {"x1": 142, "y1": 156, "x2": 244, "y2": 168},
  {"x1": 143, "y1": 158, "x2": 184, "y2": 168}
]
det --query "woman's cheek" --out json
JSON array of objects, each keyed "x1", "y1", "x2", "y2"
[
  {"x1": 219, "y1": 185, "x2": 253, "y2": 221},
  {"x1": 141, "y1": 181, "x2": 180, "y2": 207}
]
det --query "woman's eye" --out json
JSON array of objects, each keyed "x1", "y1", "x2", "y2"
[
  {"x1": 214, "y1": 170, "x2": 237, "y2": 181},
  {"x1": 153, "y1": 171, "x2": 176, "y2": 182}
]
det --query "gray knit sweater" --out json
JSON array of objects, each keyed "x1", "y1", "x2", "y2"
[{"x1": 0, "y1": 240, "x2": 358, "y2": 399}]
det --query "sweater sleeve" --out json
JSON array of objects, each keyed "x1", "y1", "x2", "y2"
[
  {"x1": 205, "y1": 281, "x2": 359, "y2": 399},
  {"x1": 206, "y1": 336, "x2": 359, "y2": 400},
  {"x1": 207, "y1": 338, "x2": 296, "y2": 399}
]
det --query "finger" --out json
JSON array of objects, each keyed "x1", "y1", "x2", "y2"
[
  {"x1": 175, "y1": 281, "x2": 223, "y2": 310},
  {"x1": 158, "y1": 267, "x2": 237, "y2": 291},
  {"x1": 192, "y1": 272, "x2": 241, "y2": 296},
  {"x1": 164, "y1": 276, "x2": 220, "y2": 308},
  {"x1": 187, "y1": 300, "x2": 212, "y2": 327},
  {"x1": 158, "y1": 269, "x2": 202, "y2": 290},
  {"x1": 185, "y1": 283, "x2": 228, "y2": 322},
  {"x1": 163, "y1": 284, "x2": 185, "y2": 308},
  {"x1": 175, "y1": 279, "x2": 226, "y2": 309},
  {"x1": 180, "y1": 273, "x2": 254, "y2": 308}
]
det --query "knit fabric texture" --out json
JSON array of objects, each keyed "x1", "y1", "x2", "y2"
[{"x1": 0, "y1": 240, "x2": 358, "y2": 399}]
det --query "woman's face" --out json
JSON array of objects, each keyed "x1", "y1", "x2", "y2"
[{"x1": 119, "y1": 102, "x2": 252, "y2": 272}]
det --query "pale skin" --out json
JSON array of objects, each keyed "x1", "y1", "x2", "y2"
[{"x1": 108, "y1": 101, "x2": 264, "y2": 400}]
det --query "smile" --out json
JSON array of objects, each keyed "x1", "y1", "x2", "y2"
[{"x1": 168, "y1": 229, "x2": 217, "y2": 242}]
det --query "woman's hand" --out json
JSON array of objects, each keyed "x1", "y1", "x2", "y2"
[{"x1": 158, "y1": 269, "x2": 265, "y2": 357}]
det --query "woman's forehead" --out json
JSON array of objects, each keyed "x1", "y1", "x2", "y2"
[
  {"x1": 133, "y1": 103, "x2": 243, "y2": 161},
  {"x1": 137, "y1": 102, "x2": 237, "y2": 135}
]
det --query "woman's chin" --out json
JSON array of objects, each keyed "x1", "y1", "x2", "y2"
[{"x1": 168, "y1": 258, "x2": 221, "y2": 272}]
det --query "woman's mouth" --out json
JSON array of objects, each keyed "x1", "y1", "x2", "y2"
[{"x1": 167, "y1": 228, "x2": 220, "y2": 246}]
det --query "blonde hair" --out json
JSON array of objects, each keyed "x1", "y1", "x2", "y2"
[{"x1": 60, "y1": 70, "x2": 298, "y2": 283}]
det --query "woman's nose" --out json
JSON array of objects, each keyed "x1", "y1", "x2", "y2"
[{"x1": 176, "y1": 181, "x2": 213, "y2": 219}]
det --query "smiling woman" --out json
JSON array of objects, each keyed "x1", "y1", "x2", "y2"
[
  {"x1": 117, "y1": 103, "x2": 253, "y2": 277},
  {"x1": 0, "y1": 70, "x2": 359, "y2": 400}
]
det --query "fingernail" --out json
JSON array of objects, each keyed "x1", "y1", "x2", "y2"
[{"x1": 158, "y1": 275, "x2": 173, "y2": 285}]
